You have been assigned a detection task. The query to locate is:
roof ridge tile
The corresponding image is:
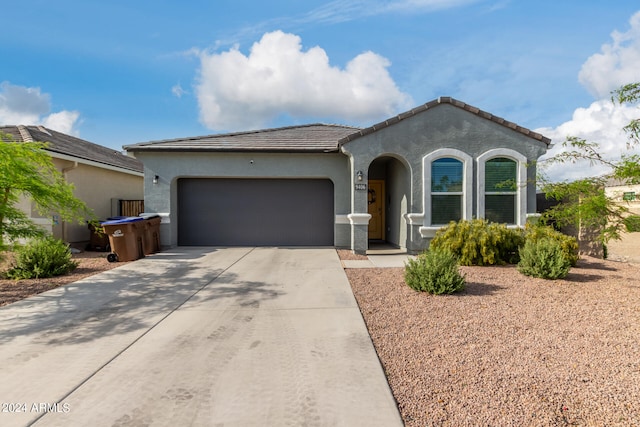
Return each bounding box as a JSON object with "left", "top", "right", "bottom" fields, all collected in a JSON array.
[{"left": 17, "top": 125, "right": 34, "bottom": 142}]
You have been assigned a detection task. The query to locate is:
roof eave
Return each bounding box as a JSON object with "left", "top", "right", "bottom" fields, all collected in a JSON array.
[{"left": 125, "top": 147, "right": 340, "bottom": 154}]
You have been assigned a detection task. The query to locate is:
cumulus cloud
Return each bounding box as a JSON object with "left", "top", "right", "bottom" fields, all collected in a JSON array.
[
  {"left": 195, "top": 31, "right": 413, "bottom": 130},
  {"left": 0, "top": 81, "right": 80, "bottom": 135},
  {"left": 579, "top": 11, "right": 640, "bottom": 98},
  {"left": 537, "top": 11, "right": 640, "bottom": 183},
  {"left": 42, "top": 111, "right": 81, "bottom": 135},
  {"left": 537, "top": 100, "right": 639, "bottom": 182}
]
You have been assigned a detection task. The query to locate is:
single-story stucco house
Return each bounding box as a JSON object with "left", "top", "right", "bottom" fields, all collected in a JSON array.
[
  {"left": 1, "top": 125, "right": 144, "bottom": 244},
  {"left": 124, "top": 97, "right": 550, "bottom": 254}
]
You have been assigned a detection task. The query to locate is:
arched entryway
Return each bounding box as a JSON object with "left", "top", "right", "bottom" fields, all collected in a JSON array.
[{"left": 367, "top": 155, "right": 411, "bottom": 249}]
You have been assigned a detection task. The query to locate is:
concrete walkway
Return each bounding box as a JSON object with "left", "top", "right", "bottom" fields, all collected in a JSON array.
[
  {"left": 341, "top": 254, "right": 416, "bottom": 269},
  {"left": 0, "top": 247, "right": 402, "bottom": 427}
]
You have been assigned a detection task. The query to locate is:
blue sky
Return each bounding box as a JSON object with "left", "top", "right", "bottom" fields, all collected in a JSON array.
[{"left": 2, "top": 1, "right": 640, "bottom": 181}]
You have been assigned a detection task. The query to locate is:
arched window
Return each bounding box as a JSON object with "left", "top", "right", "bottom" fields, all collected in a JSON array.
[
  {"left": 421, "top": 149, "right": 473, "bottom": 234},
  {"left": 477, "top": 149, "right": 527, "bottom": 226},
  {"left": 431, "top": 158, "right": 463, "bottom": 225}
]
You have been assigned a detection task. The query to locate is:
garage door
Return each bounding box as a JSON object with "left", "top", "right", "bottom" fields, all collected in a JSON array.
[{"left": 178, "top": 178, "right": 334, "bottom": 246}]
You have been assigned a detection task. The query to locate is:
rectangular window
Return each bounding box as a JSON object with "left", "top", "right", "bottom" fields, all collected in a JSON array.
[
  {"left": 485, "top": 195, "right": 516, "bottom": 224},
  {"left": 432, "top": 158, "right": 463, "bottom": 225},
  {"left": 431, "top": 195, "right": 462, "bottom": 224},
  {"left": 485, "top": 158, "right": 517, "bottom": 224}
]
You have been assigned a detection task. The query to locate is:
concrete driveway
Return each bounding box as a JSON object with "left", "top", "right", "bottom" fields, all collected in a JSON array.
[{"left": 0, "top": 247, "right": 402, "bottom": 427}]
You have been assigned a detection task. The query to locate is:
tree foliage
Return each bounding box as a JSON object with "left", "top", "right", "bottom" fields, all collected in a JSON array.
[
  {"left": 0, "top": 133, "right": 94, "bottom": 252},
  {"left": 539, "top": 83, "right": 640, "bottom": 244}
]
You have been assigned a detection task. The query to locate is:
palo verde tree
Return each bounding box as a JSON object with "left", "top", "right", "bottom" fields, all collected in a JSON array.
[
  {"left": 0, "top": 132, "right": 95, "bottom": 254},
  {"left": 538, "top": 83, "right": 640, "bottom": 246}
]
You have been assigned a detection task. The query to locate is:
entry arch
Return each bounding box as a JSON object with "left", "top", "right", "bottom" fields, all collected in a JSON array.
[{"left": 367, "top": 154, "right": 412, "bottom": 249}]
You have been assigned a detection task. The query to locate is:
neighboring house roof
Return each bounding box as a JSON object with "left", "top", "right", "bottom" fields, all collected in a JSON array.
[
  {"left": 605, "top": 176, "right": 640, "bottom": 187},
  {"left": 338, "top": 97, "right": 552, "bottom": 146},
  {"left": 0, "top": 125, "right": 143, "bottom": 174},
  {"left": 124, "top": 124, "right": 360, "bottom": 153}
]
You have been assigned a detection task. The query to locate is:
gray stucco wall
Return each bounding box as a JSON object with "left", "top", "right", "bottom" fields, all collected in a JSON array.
[
  {"left": 341, "top": 103, "right": 548, "bottom": 253},
  {"left": 134, "top": 151, "right": 350, "bottom": 248}
]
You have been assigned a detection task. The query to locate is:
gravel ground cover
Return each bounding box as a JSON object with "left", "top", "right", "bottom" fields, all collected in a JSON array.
[
  {"left": 344, "top": 257, "right": 640, "bottom": 426},
  {"left": 0, "top": 251, "right": 128, "bottom": 307}
]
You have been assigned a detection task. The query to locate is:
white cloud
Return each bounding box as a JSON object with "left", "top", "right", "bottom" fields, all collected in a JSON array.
[
  {"left": 196, "top": 31, "right": 413, "bottom": 130},
  {"left": 43, "top": 111, "right": 81, "bottom": 135},
  {"left": 579, "top": 11, "right": 640, "bottom": 99},
  {"left": 0, "top": 81, "right": 80, "bottom": 135},
  {"left": 536, "top": 11, "right": 640, "bottom": 183},
  {"left": 536, "top": 99, "right": 639, "bottom": 182},
  {"left": 172, "top": 83, "right": 186, "bottom": 98}
]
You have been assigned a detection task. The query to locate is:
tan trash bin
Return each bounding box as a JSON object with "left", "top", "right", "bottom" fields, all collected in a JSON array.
[{"left": 139, "top": 214, "right": 162, "bottom": 255}]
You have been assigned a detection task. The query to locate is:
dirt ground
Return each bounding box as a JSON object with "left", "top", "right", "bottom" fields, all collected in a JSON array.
[
  {"left": 0, "top": 251, "right": 129, "bottom": 307},
  {"left": 606, "top": 231, "right": 640, "bottom": 263}
]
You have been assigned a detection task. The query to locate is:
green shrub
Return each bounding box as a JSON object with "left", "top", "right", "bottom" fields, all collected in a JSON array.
[
  {"left": 517, "top": 238, "right": 572, "bottom": 280},
  {"left": 404, "top": 249, "right": 465, "bottom": 294},
  {"left": 430, "top": 219, "right": 524, "bottom": 266},
  {"left": 524, "top": 224, "right": 579, "bottom": 266},
  {"left": 6, "top": 237, "right": 78, "bottom": 280},
  {"left": 623, "top": 215, "right": 640, "bottom": 232}
]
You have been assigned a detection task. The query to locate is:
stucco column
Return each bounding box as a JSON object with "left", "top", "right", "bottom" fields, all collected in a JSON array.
[
  {"left": 341, "top": 147, "right": 372, "bottom": 255},
  {"left": 348, "top": 213, "right": 370, "bottom": 254}
]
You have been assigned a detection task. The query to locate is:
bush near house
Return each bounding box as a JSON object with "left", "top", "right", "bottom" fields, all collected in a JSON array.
[
  {"left": 404, "top": 248, "right": 465, "bottom": 294},
  {"left": 426, "top": 219, "right": 579, "bottom": 281},
  {"left": 430, "top": 219, "right": 524, "bottom": 266},
  {"left": 523, "top": 223, "right": 579, "bottom": 266},
  {"left": 4, "top": 237, "right": 78, "bottom": 280},
  {"left": 517, "top": 238, "right": 572, "bottom": 279}
]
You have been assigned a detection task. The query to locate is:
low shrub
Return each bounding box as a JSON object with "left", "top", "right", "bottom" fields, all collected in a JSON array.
[
  {"left": 524, "top": 224, "right": 579, "bottom": 266},
  {"left": 430, "top": 219, "right": 524, "bottom": 266},
  {"left": 5, "top": 237, "right": 78, "bottom": 280},
  {"left": 517, "top": 238, "right": 572, "bottom": 280},
  {"left": 404, "top": 249, "right": 465, "bottom": 294}
]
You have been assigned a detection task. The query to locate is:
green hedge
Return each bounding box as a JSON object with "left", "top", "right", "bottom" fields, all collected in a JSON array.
[{"left": 430, "top": 219, "right": 524, "bottom": 266}]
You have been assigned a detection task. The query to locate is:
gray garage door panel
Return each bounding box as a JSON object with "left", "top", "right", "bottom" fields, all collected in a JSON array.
[{"left": 178, "top": 179, "right": 334, "bottom": 246}]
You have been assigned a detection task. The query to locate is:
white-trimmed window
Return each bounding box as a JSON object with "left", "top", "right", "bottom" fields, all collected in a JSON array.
[
  {"left": 423, "top": 149, "right": 473, "bottom": 228},
  {"left": 431, "top": 158, "right": 463, "bottom": 224},
  {"left": 477, "top": 149, "right": 527, "bottom": 226}
]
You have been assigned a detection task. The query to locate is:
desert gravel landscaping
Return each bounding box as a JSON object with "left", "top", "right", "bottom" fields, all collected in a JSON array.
[{"left": 345, "top": 256, "right": 640, "bottom": 426}]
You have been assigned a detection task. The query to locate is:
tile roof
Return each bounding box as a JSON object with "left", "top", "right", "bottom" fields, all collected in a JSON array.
[
  {"left": 338, "top": 97, "right": 552, "bottom": 146},
  {"left": 0, "top": 125, "right": 143, "bottom": 174},
  {"left": 124, "top": 124, "right": 360, "bottom": 153}
]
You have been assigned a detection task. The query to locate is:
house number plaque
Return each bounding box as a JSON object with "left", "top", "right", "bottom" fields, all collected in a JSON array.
[{"left": 355, "top": 183, "right": 367, "bottom": 190}]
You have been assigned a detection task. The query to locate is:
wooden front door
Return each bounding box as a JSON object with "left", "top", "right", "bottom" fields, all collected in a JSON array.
[{"left": 367, "top": 180, "right": 385, "bottom": 240}]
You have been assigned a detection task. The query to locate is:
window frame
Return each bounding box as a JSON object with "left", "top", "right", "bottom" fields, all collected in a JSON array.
[
  {"left": 477, "top": 149, "right": 527, "bottom": 226},
  {"left": 422, "top": 149, "right": 473, "bottom": 229}
]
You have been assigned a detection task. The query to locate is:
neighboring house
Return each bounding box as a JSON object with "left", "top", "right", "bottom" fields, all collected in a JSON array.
[
  {"left": 605, "top": 178, "right": 640, "bottom": 215},
  {"left": 1, "top": 125, "right": 144, "bottom": 244},
  {"left": 124, "top": 97, "right": 550, "bottom": 254}
]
